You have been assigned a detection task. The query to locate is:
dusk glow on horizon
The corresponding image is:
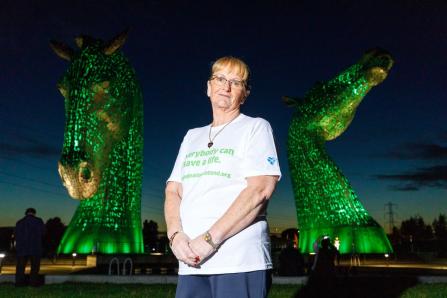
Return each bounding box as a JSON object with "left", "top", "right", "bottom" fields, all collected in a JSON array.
[{"left": 1, "top": 2, "right": 446, "bottom": 233}]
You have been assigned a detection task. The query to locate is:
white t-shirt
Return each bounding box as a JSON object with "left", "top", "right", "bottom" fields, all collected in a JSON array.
[{"left": 168, "top": 113, "right": 281, "bottom": 275}]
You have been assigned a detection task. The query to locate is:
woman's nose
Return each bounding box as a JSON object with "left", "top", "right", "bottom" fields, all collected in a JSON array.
[{"left": 222, "top": 80, "right": 232, "bottom": 91}]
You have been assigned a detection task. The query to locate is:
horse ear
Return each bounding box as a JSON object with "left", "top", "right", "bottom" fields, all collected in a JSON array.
[
  {"left": 74, "top": 36, "right": 84, "bottom": 48},
  {"left": 282, "top": 96, "right": 302, "bottom": 108},
  {"left": 50, "top": 40, "right": 74, "bottom": 61},
  {"left": 103, "top": 29, "right": 129, "bottom": 55}
]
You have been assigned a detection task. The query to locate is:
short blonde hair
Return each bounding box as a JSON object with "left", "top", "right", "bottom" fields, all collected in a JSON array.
[{"left": 210, "top": 56, "right": 251, "bottom": 89}]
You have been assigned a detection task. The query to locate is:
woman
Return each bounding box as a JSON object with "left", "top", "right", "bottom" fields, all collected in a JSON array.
[{"left": 165, "top": 56, "right": 281, "bottom": 298}]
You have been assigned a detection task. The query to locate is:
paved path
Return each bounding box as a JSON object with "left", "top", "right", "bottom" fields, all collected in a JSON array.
[{"left": 1, "top": 258, "right": 446, "bottom": 285}]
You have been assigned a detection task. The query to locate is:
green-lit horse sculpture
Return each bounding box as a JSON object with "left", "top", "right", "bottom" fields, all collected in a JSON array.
[
  {"left": 51, "top": 31, "right": 144, "bottom": 254},
  {"left": 285, "top": 49, "right": 394, "bottom": 254}
]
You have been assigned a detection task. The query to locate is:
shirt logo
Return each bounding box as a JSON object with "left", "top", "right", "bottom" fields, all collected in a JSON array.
[{"left": 267, "top": 157, "right": 277, "bottom": 165}]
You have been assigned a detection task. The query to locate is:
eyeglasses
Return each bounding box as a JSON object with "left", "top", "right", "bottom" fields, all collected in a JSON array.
[{"left": 211, "top": 75, "right": 246, "bottom": 90}]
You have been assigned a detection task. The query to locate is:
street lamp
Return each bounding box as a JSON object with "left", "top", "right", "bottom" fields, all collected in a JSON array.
[
  {"left": 72, "top": 253, "right": 77, "bottom": 267},
  {"left": 0, "top": 253, "right": 5, "bottom": 274}
]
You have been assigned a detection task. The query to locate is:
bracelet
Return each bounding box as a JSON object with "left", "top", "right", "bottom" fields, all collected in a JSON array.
[{"left": 169, "top": 231, "right": 181, "bottom": 247}]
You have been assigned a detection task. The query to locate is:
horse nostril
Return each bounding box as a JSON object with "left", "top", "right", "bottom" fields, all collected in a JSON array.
[
  {"left": 78, "top": 162, "right": 93, "bottom": 183},
  {"left": 375, "top": 54, "right": 394, "bottom": 71},
  {"left": 80, "top": 167, "right": 91, "bottom": 181}
]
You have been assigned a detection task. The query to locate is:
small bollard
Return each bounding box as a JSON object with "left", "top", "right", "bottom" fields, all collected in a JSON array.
[
  {"left": 72, "top": 253, "right": 77, "bottom": 267},
  {"left": 0, "top": 253, "right": 5, "bottom": 274}
]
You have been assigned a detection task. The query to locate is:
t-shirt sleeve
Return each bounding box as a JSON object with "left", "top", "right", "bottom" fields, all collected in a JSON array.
[
  {"left": 167, "top": 132, "right": 189, "bottom": 183},
  {"left": 242, "top": 119, "right": 282, "bottom": 180}
]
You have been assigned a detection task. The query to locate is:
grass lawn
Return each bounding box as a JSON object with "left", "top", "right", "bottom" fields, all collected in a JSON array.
[
  {"left": 0, "top": 282, "right": 446, "bottom": 297},
  {"left": 400, "top": 283, "right": 447, "bottom": 298},
  {"left": 0, "top": 283, "right": 299, "bottom": 298},
  {"left": 0, "top": 283, "right": 177, "bottom": 298}
]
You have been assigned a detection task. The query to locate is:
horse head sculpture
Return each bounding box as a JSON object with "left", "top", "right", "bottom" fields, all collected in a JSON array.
[
  {"left": 285, "top": 49, "right": 394, "bottom": 253},
  {"left": 51, "top": 31, "right": 144, "bottom": 254}
]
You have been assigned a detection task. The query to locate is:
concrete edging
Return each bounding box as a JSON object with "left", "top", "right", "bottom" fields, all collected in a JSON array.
[{"left": 417, "top": 276, "right": 447, "bottom": 284}]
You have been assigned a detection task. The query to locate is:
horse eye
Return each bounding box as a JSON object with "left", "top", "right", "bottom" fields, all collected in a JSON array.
[
  {"left": 92, "top": 81, "right": 110, "bottom": 93},
  {"left": 92, "top": 81, "right": 110, "bottom": 102}
]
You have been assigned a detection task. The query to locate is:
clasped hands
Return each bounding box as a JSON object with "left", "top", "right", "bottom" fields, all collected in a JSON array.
[{"left": 170, "top": 231, "right": 216, "bottom": 267}]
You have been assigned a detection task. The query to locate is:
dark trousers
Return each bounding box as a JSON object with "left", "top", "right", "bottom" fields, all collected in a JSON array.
[
  {"left": 15, "top": 255, "right": 41, "bottom": 286},
  {"left": 176, "top": 270, "right": 272, "bottom": 298}
]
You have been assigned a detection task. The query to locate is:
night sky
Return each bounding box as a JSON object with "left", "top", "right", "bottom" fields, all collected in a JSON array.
[{"left": 1, "top": 1, "right": 446, "bottom": 232}]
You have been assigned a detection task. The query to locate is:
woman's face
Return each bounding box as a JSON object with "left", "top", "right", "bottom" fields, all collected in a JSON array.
[{"left": 207, "top": 67, "right": 249, "bottom": 112}]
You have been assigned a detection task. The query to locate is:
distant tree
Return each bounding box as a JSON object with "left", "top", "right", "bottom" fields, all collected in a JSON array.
[
  {"left": 44, "top": 217, "right": 65, "bottom": 260},
  {"left": 389, "top": 226, "right": 401, "bottom": 245},
  {"left": 433, "top": 214, "right": 447, "bottom": 240},
  {"left": 143, "top": 220, "right": 158, "bottom": 252},
  {"left": 433, "top": 214, "right": 447, "bottom": 257},
  {"left": 423, "top": 225, "right": 434, "bottom": 240},
  {"left": 400, "top": 216, "right": 433, "bottom": 241}
]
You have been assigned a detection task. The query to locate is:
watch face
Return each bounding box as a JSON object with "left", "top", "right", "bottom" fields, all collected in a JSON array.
[{"left": 204, "top": 232, "right": 217, "bottom": 250}]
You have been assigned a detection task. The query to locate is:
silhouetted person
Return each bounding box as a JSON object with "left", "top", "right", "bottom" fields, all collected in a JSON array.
[
  {"left": 299, "top": 237, "right": 337, "bottom": 297},
  {"left": 143, "top": 219, "right": 158, "bottom": 252},
  {"left": 278, "top": 240, "right": 305, "bottom": 276},
  {"left": 312, "top": 237, "right": 336, "bottom": 276},
  {"left": 15, "top": 208, "right": 45, "bottom": 287},
  {"left": 44, "top": 217, "right": 65, "bottom": 262}
]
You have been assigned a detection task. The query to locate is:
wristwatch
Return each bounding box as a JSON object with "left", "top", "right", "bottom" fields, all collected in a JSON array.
[{"left": 204, "top": 231, "right": 219, "bottom": 250}]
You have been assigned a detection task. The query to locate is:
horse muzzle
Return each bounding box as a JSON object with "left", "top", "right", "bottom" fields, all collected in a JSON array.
[{"left": 58, "top": 161, "right": 100, "bottom": 199}]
